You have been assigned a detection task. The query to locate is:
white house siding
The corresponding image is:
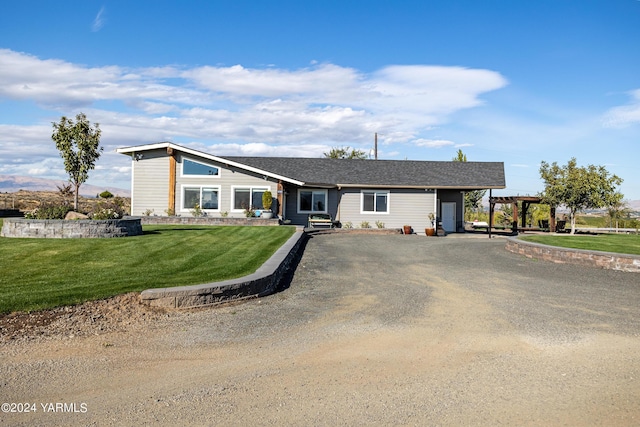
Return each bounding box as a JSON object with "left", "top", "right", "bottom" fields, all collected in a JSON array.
[
  {"left": 338, "top": 188, "right": 436, "bottom": 233},
  {"left": 130, "top": 149, "right": 170, "bottom": 216},
  {"left": 174, "top": 154, "right": 277, "bottom": 217}
]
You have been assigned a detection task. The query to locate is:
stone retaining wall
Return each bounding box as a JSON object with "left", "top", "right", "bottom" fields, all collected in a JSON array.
[
  {"left": 140, "top": 228, "right": 307, "bottom": 308},
  {"left": 136, "top": 216, "right": 279, "bottom": 226},
  {"left": 506, "top": 237, "right": 640, "bottom": 273},
  {"left": 1, "top": 218, "right": 143, "bottom": 238}
]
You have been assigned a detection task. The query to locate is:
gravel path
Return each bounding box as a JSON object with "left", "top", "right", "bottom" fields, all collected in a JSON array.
[{"left": 1, "top": 234, "right": 639, "bottom": 426}]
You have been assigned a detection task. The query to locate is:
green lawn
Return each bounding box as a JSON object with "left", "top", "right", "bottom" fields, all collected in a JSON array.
[
  {"left": 0, "top": 224, "right": 295, "bottom": 314},
  {"left": 520, "top": 233, "right": 640, "bottom": 256}
]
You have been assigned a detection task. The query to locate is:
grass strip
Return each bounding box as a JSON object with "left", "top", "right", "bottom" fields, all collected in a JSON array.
[
  {"left": 0, "top": 225, "right": 295, "bottom": 313},
  {"left": 520, "top": 234, "right": 640, "bottom": 256}
]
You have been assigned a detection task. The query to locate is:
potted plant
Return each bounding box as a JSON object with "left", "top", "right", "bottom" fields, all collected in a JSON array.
[
  {"left": 261, "top": 190, "right": 274, "bottom": 219},
  {"left": 426, "top": 212, "right": 436, "bottom": 236}
]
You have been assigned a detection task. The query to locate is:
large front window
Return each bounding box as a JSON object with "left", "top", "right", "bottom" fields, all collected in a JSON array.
[
  {"left": 182, "top": 186, "right": 219, "bottom": 211},
  {"left": 298, "top": 189, "right": 327, "bottom": 213},
  {"left": 232, "top": 187, "right": 269, "bottom": 210},
  {"left": 361, "top": 190, "right": 389, "bottom": 214}
]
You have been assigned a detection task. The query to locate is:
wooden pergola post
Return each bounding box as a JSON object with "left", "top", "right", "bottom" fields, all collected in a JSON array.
[
  {"left": 488, "top": 189, "right": 493, "bottom": 239},
  {"left": 277, "top": 180, "right": 284, "bottom": 217}
]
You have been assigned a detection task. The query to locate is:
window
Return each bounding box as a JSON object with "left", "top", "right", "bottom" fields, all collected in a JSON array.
[
  {"left": 298, "top": 189, "right": 327, "bottom": 213},
  {"left": 361, "top": 190, "right": 389, "bottom": 214},
  {"left": 232, "top": 187, "right": 269, "bottom": 210},
  {"left": 182, "top": 158, "right": 219, "bottom": 177},
  {"left": 182, "top": 186, "right": 219, "bottom": 211}
]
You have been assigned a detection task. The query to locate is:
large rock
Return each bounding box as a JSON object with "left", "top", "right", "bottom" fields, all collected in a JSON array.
[{"left": 65, "top": 211, "right": 89, "bottom": 220}]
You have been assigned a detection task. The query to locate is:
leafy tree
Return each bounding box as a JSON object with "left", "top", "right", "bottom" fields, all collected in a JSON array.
[
  {"left": 606, "top": 194, "right": 629, "bottom": 230},
  {"left": 324, "top": 146, "right": 368, "bottom": 159},
  {"left": 539, "top": 158, "right": 623, "bottom": 234},
  {"left": 452, "top": 149, "right": 487, "bottom": 220},
  {"left": 99, "top": 190, "right": 114, "bottom": 199},
  {"left": 51, "top": 113, "right": 103, "bottom": 211}
]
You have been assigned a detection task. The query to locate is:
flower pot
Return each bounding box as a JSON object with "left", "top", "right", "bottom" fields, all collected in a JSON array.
[
  {"left": 403, "top": 225, "right": 412, "bottom": 235},
  {"left": 425, "top": 228, "right": 436, "bottom": 236},
  {"left": 261, "top": 211, "right": 273, "bottom": 219}
]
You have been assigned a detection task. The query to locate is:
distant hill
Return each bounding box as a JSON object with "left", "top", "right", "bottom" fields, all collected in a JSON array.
[{"left": 0, "top": 175, "right": 130, "bottom": 198}]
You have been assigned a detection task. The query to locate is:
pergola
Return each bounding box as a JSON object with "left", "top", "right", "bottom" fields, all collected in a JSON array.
[{"left": 488, "top": 195, "right": 556, "bottom": 236}]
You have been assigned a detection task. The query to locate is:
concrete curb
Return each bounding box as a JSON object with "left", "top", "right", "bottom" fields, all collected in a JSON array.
[
  {"left": 506, "top": 236, "right": 640, "bottom": 273},
  {"left": 140, "top": 227, "right": 307, "bottom": 308}
]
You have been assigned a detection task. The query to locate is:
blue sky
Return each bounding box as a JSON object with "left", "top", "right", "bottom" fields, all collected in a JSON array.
[{"left": 1, "top": 0, "right": 639, "bottom": 199}]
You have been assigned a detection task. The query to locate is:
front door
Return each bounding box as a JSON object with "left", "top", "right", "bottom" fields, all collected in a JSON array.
[{"left": 442, "top": 202, "right": 456, "bottom": 232}]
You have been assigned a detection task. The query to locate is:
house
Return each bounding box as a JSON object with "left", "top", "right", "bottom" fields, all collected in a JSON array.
[{"left": 116, "top": 142, "right": 506, "bottom": 233}]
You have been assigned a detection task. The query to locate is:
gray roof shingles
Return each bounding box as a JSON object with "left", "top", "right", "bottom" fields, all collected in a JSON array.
[{"left": 221, "top": 156, "right": 505, "bottom": 189}]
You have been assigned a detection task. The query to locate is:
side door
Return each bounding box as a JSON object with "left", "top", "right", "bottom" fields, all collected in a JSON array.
[{"left": 441, "top": 202, "right": 456, "bottom": 232}]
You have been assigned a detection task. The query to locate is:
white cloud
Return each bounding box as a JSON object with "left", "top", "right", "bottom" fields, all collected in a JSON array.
[
  {"left": 603, "top": 89, "right": 640, "bottom": 128},
  {"left": 0, "top": 48, "right": 509, "bottom": 189},
  {"left": 92, "top": 6, "right": 106, "bottom": 32},
  {"left": 414, "top": 139, "right": 456, "bottom": 148}
]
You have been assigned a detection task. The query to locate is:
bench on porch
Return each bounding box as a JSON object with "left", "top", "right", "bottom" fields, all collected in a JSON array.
[{"left": 308, "top": 213, "right": 337, "bottom": 229}]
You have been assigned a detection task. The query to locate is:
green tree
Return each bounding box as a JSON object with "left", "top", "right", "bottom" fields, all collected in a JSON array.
[
  {"left": 452, "top": 149, "right": 487, "bottom": 220},
  {"left": 539, "top": 158, "right": 623, "bottom": 234},
  {"left": 324, "top": 146, "right": 368, "bottom": 159},
  {"left": 606, "top": 194, "right": 629, "bottom": 230},
  {"left": 51, "top": 113, "right": 103, "bottom": 211}
]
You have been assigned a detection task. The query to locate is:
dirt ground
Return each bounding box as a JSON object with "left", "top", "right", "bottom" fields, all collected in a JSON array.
[{"left": 1, "top": 234, "right": 639, "bottom": 426}]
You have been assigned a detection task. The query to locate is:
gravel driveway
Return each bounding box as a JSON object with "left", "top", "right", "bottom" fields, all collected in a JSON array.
[{"left": 1, "top": 234, "right": 639, "bottom": 426}]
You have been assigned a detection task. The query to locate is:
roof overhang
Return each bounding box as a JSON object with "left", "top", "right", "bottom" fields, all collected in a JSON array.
[
  {"left": 116, "top": 142, "right": 305, "bottom": 186},
  {"left": 336, "top": 184, "right": 506, "bottom": 190}
]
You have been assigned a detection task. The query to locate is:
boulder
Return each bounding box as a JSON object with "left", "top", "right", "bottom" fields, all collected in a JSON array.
[{"left": 65, "top": 211, "right": 89, "bottom": 220}]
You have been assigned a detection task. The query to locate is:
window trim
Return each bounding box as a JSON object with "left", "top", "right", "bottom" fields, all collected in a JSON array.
[
  {"left": 230, "top": 186, "right": 271, "bottom": 212},
  {"left": 360, "top": 190, "right": 390, "bottom": 214},
  {"left": 297, "top": 189, "right": 328, "bottom": 214},
  {"left": 180, "top": 185, "right": 221, "bottom": 213},
  {"left": 180, "top": 156, "right": 220, "bottom": 178}
]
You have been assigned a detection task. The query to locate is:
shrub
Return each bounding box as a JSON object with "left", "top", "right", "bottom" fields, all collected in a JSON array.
[
  {"left": 262, "top": 190, "right": 273, "bottom": 210},
  {"left": 99, "top": 190, "right": 114, "bottom": 199},
  {"left": 89, "top": 196, "right": 128, "bottom": 220},
  {"left": 242, "top": 204, "right": 256, "bottom": 217},
  {"left": 360, "top": 221, "right": 370, "bottom": 228},
  {"left": 190, "top": 204, "right": 204, "bottom": 217},
  {"left": 24, "top": 203, "right": 71, "bottom": 219},
  {"left": 375, "top": 220, "right": 385, "bottom": 229}
]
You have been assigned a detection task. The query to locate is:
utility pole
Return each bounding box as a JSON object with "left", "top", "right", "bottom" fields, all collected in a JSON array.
[{"left": 374, "top": 133, "right": 378, "bottom": 160}]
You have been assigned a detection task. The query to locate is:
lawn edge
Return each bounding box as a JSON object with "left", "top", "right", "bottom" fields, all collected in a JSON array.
[{"left": 140, "top": 227, "right": 307, "bottom": 308}]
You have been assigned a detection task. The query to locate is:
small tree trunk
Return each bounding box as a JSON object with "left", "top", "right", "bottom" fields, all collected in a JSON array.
[
  {"left": 570, "top": 210, "right": 577, "bottom": 235},
  {"left": 74, "top": 182, "right": 80, "bottom": 211}
]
